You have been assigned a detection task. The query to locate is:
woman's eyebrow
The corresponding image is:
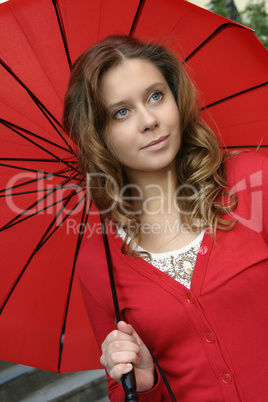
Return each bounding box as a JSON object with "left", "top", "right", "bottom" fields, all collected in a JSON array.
[
  {"left": 144, "top": 82, "right": 165, "bottom": 94},
  {"left": 108, "top": 81, "right": 165, "bottom": 110}
]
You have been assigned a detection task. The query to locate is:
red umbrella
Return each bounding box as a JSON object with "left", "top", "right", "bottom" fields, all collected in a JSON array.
[{"left": 0, "top": 0, "right": 267, "bottom": 374}]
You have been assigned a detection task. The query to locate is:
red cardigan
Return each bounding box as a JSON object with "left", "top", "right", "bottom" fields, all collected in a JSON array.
[{"left": 77, "top": 153, "right": 268, "bottom": 401}]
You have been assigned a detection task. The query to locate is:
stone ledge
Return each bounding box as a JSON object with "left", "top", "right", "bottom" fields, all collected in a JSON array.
[{"left": 19, "top": 370, "right": 107, "bottom": 402}]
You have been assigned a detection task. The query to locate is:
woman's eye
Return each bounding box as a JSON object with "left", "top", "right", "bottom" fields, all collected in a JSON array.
[
  {"left": 114, "top": 108, "right": 128, "bottom": 120},
  {"left": 150, "top": 91, "right": 163, "bottom": 103}
]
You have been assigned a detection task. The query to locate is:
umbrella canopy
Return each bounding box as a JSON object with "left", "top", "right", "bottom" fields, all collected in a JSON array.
[{"left": 0, "top": 0, "right": 267, "bottom": 374}]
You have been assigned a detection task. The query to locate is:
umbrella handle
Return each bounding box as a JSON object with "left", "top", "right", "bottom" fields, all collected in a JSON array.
[{"left": 122, "top": 369, "right": 139, "bottom": 401}]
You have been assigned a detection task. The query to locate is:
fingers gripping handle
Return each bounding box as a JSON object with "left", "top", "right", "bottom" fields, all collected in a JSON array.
[{"left": 122, "top": 369, "right": 139, "bottom": 401}]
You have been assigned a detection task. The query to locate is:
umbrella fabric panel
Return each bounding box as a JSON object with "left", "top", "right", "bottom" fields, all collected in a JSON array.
[
  {"left": 0, "top": 0, "right": 70, "bottom": 111},
  {"left": 0, "top": 180, "right": 88, "bottom": 300},
  {"left": 0, "top": 197, "right": 84, "bottom": 306},
  {"left": 0, "top": 169, "right": 81, "bottom": 230},
  {"left": 0, "top": 222, "right": 74, "bottom": 371},
  {"left": 60, "top": 271, "right": 102, "bottom": 372},
  {"left": 134, "top": 0, "right": 242, "bottom": 59},
  {"left": 0, "top": 115, "right": 73, "bottom": 161},
  {"left": 186, "top": 26, "right": 268, "bottom": 108},
  {"left": 202, "top": 86, "right": 268, "bottom": 155},
  {"left": 0, "top": 206, "right": 102, "bottom": 372},
  {"left": 134, "top": 0, "right": 268, "bottom": 156},
  {"left": 0, "top": 72, "right": 68, "bottom": 151},
  {"left": 58, "top": 0, "right": 140, "bottom": 64}
]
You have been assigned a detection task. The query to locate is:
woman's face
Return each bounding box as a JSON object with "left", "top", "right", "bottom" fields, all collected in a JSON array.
[{"left": 100, "top": 58, "right": 181, "bottom": 180}]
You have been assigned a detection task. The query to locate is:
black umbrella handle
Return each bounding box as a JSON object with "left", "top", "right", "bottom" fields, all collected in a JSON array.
[
  {"left": 122, "top": 369, "right": 138, "bottom": 401},
  {"left": 101, "top": 220, "right": 139, "bottom": 401}
]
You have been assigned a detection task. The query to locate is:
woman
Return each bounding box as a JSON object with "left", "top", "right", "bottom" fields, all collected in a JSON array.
[{"left": 63, "top": 35, "right": 268, "bottom": 401}]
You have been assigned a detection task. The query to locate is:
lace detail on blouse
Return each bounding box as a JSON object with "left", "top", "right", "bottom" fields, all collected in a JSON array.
[{"left": 117, "top": 228, "right": 205, "bottom": 289}]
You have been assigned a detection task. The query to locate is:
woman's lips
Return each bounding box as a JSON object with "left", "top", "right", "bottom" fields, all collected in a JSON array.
[{"left": 141, "top": 135, "right": 169, "bottom": 151}]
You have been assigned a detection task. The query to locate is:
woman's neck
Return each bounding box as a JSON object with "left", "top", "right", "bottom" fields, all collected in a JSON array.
[
  {"left": 124, "top": 164, "right": 178, "bottom": 216},
  {"left": 123, "top": 164, "right": 203, "bottom": 253}
]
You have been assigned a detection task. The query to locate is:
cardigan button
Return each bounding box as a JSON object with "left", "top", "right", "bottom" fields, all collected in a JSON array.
[
  {"left": 205, "top": 332, "right": 215, "bottom": 343},
  {"left": 187, "top": 293, "right": 195, "bottom": 304},
  {"left": 222, "top": 373, "right": 232, "bottom": 384},
  {"left": 199, "top": 246, "right": 208, "bottom": 255}
]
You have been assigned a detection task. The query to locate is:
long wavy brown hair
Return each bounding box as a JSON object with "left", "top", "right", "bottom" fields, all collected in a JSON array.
[{"left": 63, "top": 35, "right": 236, "bottom": 256}]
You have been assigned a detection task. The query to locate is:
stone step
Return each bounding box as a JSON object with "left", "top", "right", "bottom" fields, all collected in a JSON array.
[
  {"left": 0, "top": 361, "right": 16, "bottom": 371},
  {"left": 0, "top": 361, "right": 109, "bottom": 402},
  {"left": 19, "top": 370, "right": 108, "bottom": 402}
]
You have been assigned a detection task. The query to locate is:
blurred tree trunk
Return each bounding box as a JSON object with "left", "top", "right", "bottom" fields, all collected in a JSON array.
[
  {"left": 225, "top": 0, "right": 242, "bottom": 22},
  {"left": 206, "top": 0, "right": 242, "bottom": 22}
]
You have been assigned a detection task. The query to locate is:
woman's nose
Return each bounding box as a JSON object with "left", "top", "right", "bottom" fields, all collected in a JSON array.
[{"left": 139, "top": 108, "right": 159, "bottom": 133}]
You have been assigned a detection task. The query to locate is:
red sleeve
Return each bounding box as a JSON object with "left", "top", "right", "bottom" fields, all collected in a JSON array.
[
  {"left": 262, "top": 156, "right": 268, "bottom": 241},
  {"left": 79, "top": 281, "right": 163, "bottom": 401},
  {"left": 225, "top": 152, "right": 268, "bottom": 242}
]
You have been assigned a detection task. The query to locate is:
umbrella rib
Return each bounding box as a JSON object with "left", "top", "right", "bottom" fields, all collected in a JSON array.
[
  {"left": 51, "top": 0, "right": 72, "bottom": 69},
  {"left": 0, "top": 120, "right": 80, "bottom": 174},
  {"left": 0, "top": 179, "right": 85, "bottom": 231},
  {"left": 0, "top": 174, "right": 49, "bottom": 196},
  {"left": 129, "top": 0, "right": 146, "bottom": 36},
  {"left": 0, "top": 119, "right": 73, "bottom": 154},
  {"left": 1, "top": 119, "right": 70, "bottom": 161},
  {"left": 0, "top": 187, "right": 87, "bottom": 316},
  {"left": 57, "top": 196, "right": 92, "bottom": 372},
  {"left": 184, "top": 22, "right": 250, "bottom": 63},
  {"left": 37, "top": 187, "right": 87, "bottom": 250},
  {"left": 0, "top": 177, "right": 72, "bottom": 231},
  {"left": 202, "top": 81, "right": 268, "bottom": 109},
  {"left": 0, "top": 162, "right": 76, "bottom": 178},
  {"left": 0, "top": 166, "right": 75, "bottom": 196},
  {"left": 225, "top": 145, "right": 268, "bottom": 149},
  {"left": 2, "top": 184, "right": 85, "bottom": 198},
  {"left": 0, "top": 59, "right": 73, "bottom": 151},
  {"left": 0, "top": 158, "right": 73, "bottom": 163},
  {"left": 1, "top": 167, "right": 77, "bottom": 194}
]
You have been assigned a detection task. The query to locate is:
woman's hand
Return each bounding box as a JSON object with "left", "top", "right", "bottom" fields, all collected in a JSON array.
[{"left": 100, "top": 321, "right": 155, "bottom": 393}]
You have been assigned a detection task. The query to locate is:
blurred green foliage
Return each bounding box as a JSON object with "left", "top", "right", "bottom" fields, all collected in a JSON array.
[{"left": 241, "top": 0, "right": 268, "bottom": 48}]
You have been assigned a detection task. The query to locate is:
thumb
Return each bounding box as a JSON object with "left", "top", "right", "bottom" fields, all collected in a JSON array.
[{"left": 117, "top": 321, "right": 143, "bottom": 346}]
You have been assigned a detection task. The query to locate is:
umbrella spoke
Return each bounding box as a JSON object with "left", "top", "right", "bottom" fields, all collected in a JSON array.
[
  {"left": 225, "top": 145, "right": 268, "bottom": 150},
  {"left": 0, "top": 162, "right": 77, "bottom": 179},
  {"left": 0, "top": 167, "right": 76, "bottom": 195},
  {"left": 0, "top": 188, "right": 90, "bottom": 317},
  {"left": 0, "top": 119, "right": 80, "bottom": 173},
  {"left": 0, "top": 179, "right": 86, "bottom": 231},
  {"left": 0, "top": 158, "right": 75, "bottom": 163},
  {"left": 2, "top": 184, "right": 85, "bottom": 198},
  {"left": 202, "top": 82, "right": 268, "bottom": 110},
  {"left": 0, "top": 59, "right": 73, "bottom": 152},
  {"left": 52, "top": 0, "right": 72, "bottom": 69},
  {"left": 129, "top": 0, "right": 146, "bottom": 36},
  {"left": 0, "top": 119, "right": 73, "bottom": 155},
  {"left": 1, "top": 179, "right": 72, "bottom": 231},
  {"left": 57, "top": 195, "right": 92, "bottom": 372},
  {"left": 37, "top": 187, "right": 88, "bottom": 249},
  {"left": 184, "top": 22, "right": 250, "bottom": 63}
]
